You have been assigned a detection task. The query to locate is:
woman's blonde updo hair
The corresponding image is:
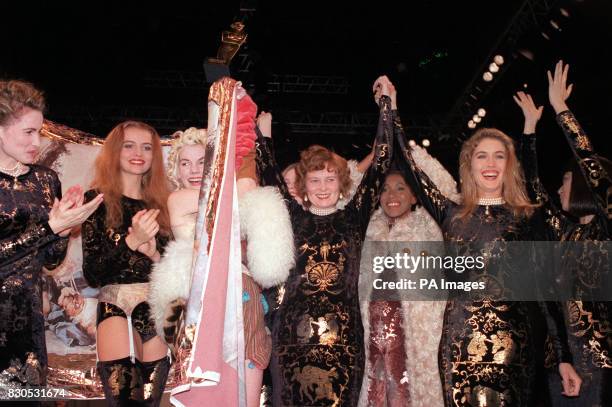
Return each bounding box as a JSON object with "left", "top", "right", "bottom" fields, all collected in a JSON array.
[{"left": 166, "top": 127, "right": 207, "bottom": 190}]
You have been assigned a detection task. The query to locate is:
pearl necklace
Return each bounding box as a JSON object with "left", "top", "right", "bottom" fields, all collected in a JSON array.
[
  {"left": 309, "top": 206, "right": 337, "bottom": 216},
  {"left": 0, "top": 161, "right": 25, "bottom": 177},
  {"left": 477, "top": 197, "right": 505, "bottom": 206}
]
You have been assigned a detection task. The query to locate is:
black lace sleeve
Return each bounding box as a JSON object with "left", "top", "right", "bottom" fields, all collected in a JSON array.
[
  {"left": 557, "top": 110, "right": 612, "bottom": 227},
  {"left": 42, "top": 172, "right": 68, "bottom": 270},
  {"left": 346, "top": 96, "right": 393, "bottom": 237},
  {"left": 519, "top": 133, "right": 572, "bottom": 240},
  {"left": 394, "top": 121, "right": 452, "bottom": 225},
  {"left": 255, "top": 126, "right": 292, "bottom": 202}
]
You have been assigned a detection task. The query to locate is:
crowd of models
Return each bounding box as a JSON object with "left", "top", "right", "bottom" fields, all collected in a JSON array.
[{"left": 1, "top": 60, "right": 610, "bottom": 406}]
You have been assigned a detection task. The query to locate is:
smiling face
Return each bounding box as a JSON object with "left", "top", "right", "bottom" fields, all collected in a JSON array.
[
  {"left": 177, "top": 144, "right": 206, "bottom": 190},
  {"left": 119, "top": 127, "right": 153, "bottom": 176},
  {"left": 304, "top": 164, "right": 341, "bottom": 209},
  {"left": 380, "top": 173, "right": 416, "bottom": 220},
  {"left": 470, "top": 137, "right": 507, "bottom": 199},
  {"left": 0, "top": 107, "right": 44, "bottom": 165}
]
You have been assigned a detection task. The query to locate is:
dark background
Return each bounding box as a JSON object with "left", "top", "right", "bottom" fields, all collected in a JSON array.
[{"left": 2, "top": 0, "right": 610, "bottom": 197}]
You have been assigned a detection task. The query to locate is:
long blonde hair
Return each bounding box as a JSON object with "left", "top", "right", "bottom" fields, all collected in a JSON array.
[
  {"left": 91, "top": 120, "right": 171, "bottom": 235},
  {"left": 456, "top": 128, "right": 534, "bottom": 220}
]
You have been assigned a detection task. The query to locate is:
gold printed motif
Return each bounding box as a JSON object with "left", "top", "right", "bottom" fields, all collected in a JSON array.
[
  {"left": 290, "top": 365, "right": 340, "bottom": 405},
  {"left": 301, "top": 240, "right": 347, "bottom": 294}
]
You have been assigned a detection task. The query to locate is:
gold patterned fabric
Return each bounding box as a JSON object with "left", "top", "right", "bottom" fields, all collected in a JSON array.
[
  {"left": 396, "top": 129, "right": 571, "bottom": 406},
  {"left": 257, "top": 96, "right": 394, "bottom": 406},
  {"left": 0, "top": 165, "right": 68, "bottom": 387},
  {"left": 517, "top": 114, "right": 612, "bottom": 405}
]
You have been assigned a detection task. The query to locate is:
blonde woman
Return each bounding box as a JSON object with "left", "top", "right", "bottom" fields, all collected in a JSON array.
[{"left": 397, "top": 127, "right": 582, "bottom": 406}]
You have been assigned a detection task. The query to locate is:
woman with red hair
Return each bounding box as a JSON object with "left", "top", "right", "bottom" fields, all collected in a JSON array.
[
  {"left": 256, "top": 76, "right": 396, "bottom": 406},
  {"left": 82, "top": 121, "right": 171, "bottom": 406}
]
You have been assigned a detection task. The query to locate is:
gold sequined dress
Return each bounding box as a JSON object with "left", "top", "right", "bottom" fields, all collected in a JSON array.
[
  {"left": 519, "top": 110, "right": 612, "bottom": 406},
  {"left": 396, "top": 130, "right": 572, "bottom": 407},
  {"left": 256, "top": 97, "right": 394, "bottom": 406},
  {"left": 0, "top": 165, "right": 68, "bottom": 387}
]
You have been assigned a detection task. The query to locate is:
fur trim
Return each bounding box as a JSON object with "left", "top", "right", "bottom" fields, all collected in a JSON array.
[
  {"left": 411, "top": 145, "right": 461, "bottom": 204},
  {"left": 239, "top": 186, "right": 294, "bottom": 288},
  {"left": 337, "top": 159, "right": 363, "bottom": 209},
  {"left": 148, "top": 238, "right": 194, "bottom": 338},
  {"left": 358, "top": 207, "right": 446, "bottom": 406}
]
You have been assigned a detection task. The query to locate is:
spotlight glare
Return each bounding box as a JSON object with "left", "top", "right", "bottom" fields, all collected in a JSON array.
[
  {"left": 472, "top": 115, "right": 482, "bottom": 123},
  {"left": 550, "top": 20, "right": 560, "bottom": 30},
  {"left": 477, "top": 108, "right": 486, "bottom": 117},
  {"left": 483, "top": 72, "right": 493, "bottom": 82},
  {"left": 494, "top": 55, "right": 504, "bottom": 65},
  {"left": 489, "top": 63, "right": 500, "bottom": 73},
  {"left": 560, "top": 8, "right": 570, "bottom": 18},
  {"left": 422, "top": 139, "right": 430, "bottom": 147},
  {"left": 541, "top": 32, "right": 551, "bottom": 40},
  {"left": 468, "top": 120, "right": 476, "bottom": 129}
]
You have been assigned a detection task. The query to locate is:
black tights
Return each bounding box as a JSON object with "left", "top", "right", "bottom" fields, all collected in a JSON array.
[{"left": 97, "top": 356, "right": 170, "bottom": 407}]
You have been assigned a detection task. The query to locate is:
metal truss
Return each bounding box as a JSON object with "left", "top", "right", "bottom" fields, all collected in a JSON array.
[
  {"left": 143, "top": 70, "right": 207, "bottom": 89},
  {"left": 51, "top": 105, "right": 206, "bottom": 136},
  {"left": 267, "top": 75, "right": 349, "bottom": 95},
  {"left": 443, "top": 0, "right": 563, "bottom": 137}
]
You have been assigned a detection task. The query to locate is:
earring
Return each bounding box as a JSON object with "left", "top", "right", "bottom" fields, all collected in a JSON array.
[
  {"left": 304, "top": 195, "right": 308, "bottom": 202},
  {"left": 339, "top": 193, "right": 344, "bottom": 200}
]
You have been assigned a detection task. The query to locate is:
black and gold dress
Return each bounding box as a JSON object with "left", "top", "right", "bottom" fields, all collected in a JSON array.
[
  {"left": 0, "top": 165, "right": 68, "bottom": 387},
  {"left": 256, "top": 97, "right": 394, "bottom": 406},
  {"left": 519, "top": 110, "right": 611, "bottom": 406},
  {"left": 81, "top": 190, "right": 170, "bottom": 405},
  {"left": 396, "top": 130, "right": 571, "bottom": 406}
]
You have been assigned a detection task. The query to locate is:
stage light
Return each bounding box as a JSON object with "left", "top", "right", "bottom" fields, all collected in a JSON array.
[
  {"left": 494, "top": 55, "right": 504, "bottom": 65},
  {"left": 472, "top": 115, "right": 482, "bottom": 123},
  {"left": 422, "top": 139, "right": 430, "bottom": 147},
  {"left": 489, "top": 63, "right": 500, "bottom": 73},
  {"left": 560, "top": 8, "right": 570, "bottom": 18},
  {"left": 550, "top": 20, "right": 561, "bottom": 31},
  {"left": 408, "top": 139, "right": 417, "bottom": 148},
  {"left": 477, "top": 108, "right": 486, "bottom": 117},
  {"left": 541, "top": 32, "right": 551, "bottom": 40},
  {"left": 468, "top": 120, "right": 476, "bottom": 129},
  {"left": 483, "top": 72, "right": 493, "bottom": 82},
  {"left": 517, "top": 49, "right": 535, "bottom": 61}
]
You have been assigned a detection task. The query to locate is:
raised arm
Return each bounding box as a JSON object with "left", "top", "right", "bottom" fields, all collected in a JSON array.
[
  {"left": 393, "top": 125, "right": 452, "bottom": 225},
  {"left": 347, "top": 76, "right": 395, "bottom": 236},
  {"left": 513, "top": 91, "right": 570, "bottom": 240},
  {"left": 549, "top": 60, "right": 612, "bottom": 224},
  {"left": 254, "top": 112, "right": 293, "bottom": 203}
]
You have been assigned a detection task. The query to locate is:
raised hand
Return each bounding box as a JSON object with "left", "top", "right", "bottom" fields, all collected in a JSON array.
[
  {"left": 513, "top": 91, "right": 543, "bottom": 134},
  {"left": 125, "top": 209, "right": 160, "bottom": 250},
  {"left": 547, "top": 60, "right": 574, "bottom": 114},
  {"left": 373, "top": 75, "right": 397, "bottom": 109},
  {"left": 48, "top": 192, "right": 104, "bottom": 236},
  {"left": 257, "top": 111, "right": 273, "bottom": 138}
]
